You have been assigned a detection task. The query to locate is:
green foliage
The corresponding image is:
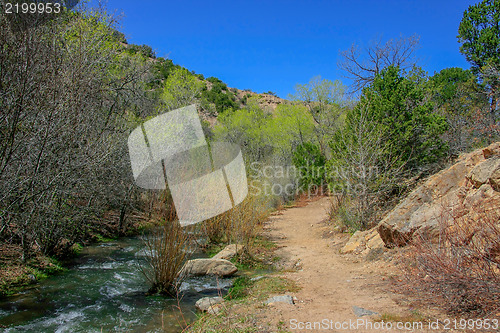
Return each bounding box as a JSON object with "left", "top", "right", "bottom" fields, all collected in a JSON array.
[
  {"left": 202, "top": 76, "right": 238, "bottom": 114},
  {"left": 111, "top": 29, "right": 127, "bottom": 44},
  {"left": 458, "top": 0, "right": 500, "bottom": 127},
  {"left": 226, "top": 276, "right": 252, "bottom": 299},
  {"left": 360, "top": 66, "right": 448, "bottom": 169},
  {"left": 125, "top": 44, "right": 156, "bottom": 58},
  {"left": 69, "top": 242, "right": 84, "bottom": 256},
  {"left": 214, "top": 99, "right": 316, "bottom": 165},
  {"left": 292, "top": 143, "right": 326, "bottom": 190},
  {"left": 214, "top": 97, "right": 273, "bottom": 161},
  {"left": 291, "top": 76, "right": 346, "bottom": 107},
  {"left": 265, "top": 104, "right": 316, "bottom": 154},
  {"left": 458, "top": 0, "right": 500, "bottom": 71},
  {"left": 161, "top": 67, "right": 204, "bottom": 110},
  {"left": 429, "top": 68, "right": 489, "bottom": 152},
  {"left": 290, "top": 76, "right": 349, "bottom": 153},
  {"left": 430, "top": 67, "right": 478, "bottom": 106},
  {"left": 150, "top": 57, "right": 180, "bottom": 84}
]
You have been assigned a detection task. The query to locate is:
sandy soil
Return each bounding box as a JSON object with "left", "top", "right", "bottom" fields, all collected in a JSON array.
[{"left": 259, "top": 196, "right": 439, "bottom": 333}]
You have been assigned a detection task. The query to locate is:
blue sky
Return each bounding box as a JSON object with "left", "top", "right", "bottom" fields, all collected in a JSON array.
[{"left": 100, "top": 0, "right": 477, "bottom": 98}]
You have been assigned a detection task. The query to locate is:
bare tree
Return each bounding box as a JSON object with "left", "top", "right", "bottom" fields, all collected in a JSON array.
[
  {"left": 0, "top": 5, "right": 155, "bottom": 260},
  {"left": 338, "top": 34, "right": 420, "bottom": 92},
  {"left": 329, "top": 102, "right": 406, "bottom": 230},
  {"left": 481, "top": 64, "right": 500, "bottom": 125}
]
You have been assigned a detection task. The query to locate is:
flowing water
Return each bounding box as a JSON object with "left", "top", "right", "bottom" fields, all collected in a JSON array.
[{"left": 0, "top": 237, "right": 233, "bottom": 332}]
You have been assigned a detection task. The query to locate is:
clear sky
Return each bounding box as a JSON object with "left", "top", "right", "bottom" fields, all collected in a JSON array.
[{"left": 100, "top": 0, "right": 478, "bottom": 98}]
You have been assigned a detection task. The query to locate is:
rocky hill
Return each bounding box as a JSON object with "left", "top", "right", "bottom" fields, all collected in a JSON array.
[{"left": 231, "top": 88, "right": 287, "bottom": 112}]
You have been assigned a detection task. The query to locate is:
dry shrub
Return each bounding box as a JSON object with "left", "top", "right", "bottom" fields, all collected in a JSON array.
[
  {"left": 200, "top": 195, "right": 270, "bottom": 255},
  {"left": 140, "top": 220, "right": 190, "bottom": 296},
  {"left": 401, "top": 203, "right": 500, "bottom": 317}
]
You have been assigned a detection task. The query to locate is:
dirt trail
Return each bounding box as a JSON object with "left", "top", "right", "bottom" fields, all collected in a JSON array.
[{"left": 261, "top": 197, "right": 431, "bottom": 333}]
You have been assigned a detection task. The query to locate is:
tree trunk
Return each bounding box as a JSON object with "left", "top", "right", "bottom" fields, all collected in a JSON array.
[{"left": 490, "top": 92, "right": 498, "bottom": 126}]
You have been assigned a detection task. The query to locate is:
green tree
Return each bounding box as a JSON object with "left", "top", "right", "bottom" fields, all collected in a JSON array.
[
  {"left": 201, "top": 77, "right": 238, "bottom": 114},
  {"left": 430, "top": 68, "right": 488, "bottom": 152},
  {"left": 292, "top": 143, "right": 326, "bottom": 191},
  {"left": 360, "top": 66, "right": 448, "bottom": 169},
  {"left": 214, "top": 97, "right": 272, "bottom": 162},
  {"left": 458, "top": 0, "right": 500, "bottom": 121},
  {"left": 290, "top": 76, "right": 348, "bottom": 154},
  {"left": 161, "top": 68, "right": 204, "bottom": 111},
  {"left": 264, "top": 104, "right": 315, "bottom": 155}
]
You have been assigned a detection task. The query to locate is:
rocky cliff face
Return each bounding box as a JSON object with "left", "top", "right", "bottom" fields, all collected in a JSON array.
[{"left": 377, "top": 142, "right": 500, "bottom": 247}]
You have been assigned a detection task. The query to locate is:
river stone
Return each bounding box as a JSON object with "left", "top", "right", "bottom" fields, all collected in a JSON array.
[
  {"left": 180, "top": 258, "right": 237, "bottom": 277},
  {"left": 212, "top": 244, "right": 243, "bottom": 260},
  {"left": 264, "top": 295, "right": 294, "bottom": 305},
  {"left": 195, "top": 296, "right": 224, "bottom": 314}
]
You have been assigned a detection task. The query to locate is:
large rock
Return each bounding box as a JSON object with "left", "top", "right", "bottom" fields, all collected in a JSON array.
[
  {"left": 179, "top": 258, "right": 237, "bottom": 277},
  {"left": 195, "top": 296, "right": 224, "bottom": 314},
  {"left": 377, "top": 142, "right": 500, "bottom": 247},
  {"left": 341, "top": 227, "right": 385, "bottom": 255},
  {"left": 212, "top": 244, "right": 243, "bottom": 260},
  {"left": 467, "top": 156, "right": 500, "bottom": 190}
]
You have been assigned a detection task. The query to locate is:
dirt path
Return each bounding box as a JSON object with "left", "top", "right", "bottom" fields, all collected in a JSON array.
[{"left": 260, "top": 197, "right": 432, "bottom": 333}]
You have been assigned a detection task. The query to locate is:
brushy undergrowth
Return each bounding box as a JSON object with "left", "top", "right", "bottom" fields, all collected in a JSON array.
[{"left": 399, "top": 203, "right": 500, "bottom": 317}]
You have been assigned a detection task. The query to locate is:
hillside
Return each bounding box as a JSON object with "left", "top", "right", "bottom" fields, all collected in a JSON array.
[{"left": 121, "top": 41, "right": 287, "bottom": 121}]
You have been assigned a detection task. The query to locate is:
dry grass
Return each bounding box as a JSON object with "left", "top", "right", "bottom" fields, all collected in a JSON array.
[
  {"left": 184, "top": 276, "right": 299, "bottom": 333},
  {"left": 399, "top": 203, "right": 500, "bottom": 317},
  {"left": 139, "top": 220, "right": 191, "bottom": 296},
  {"left": 200, "top": 195, "right": 270, "bottom": 257}
]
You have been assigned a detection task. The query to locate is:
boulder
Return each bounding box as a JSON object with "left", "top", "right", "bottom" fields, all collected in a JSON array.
[
  {"left": 212, "top": 244, "right": 243, "bottom": 260},
  {"left": 195, "top": 296, "right": 224, "bottom": 314},
  {"left": 180, "top": 258, "right": 237, "bottom": 277},
  {"left": 377, "top": 142, "right": 500, "bottom": 247},
  {"left": 341, "top": 227, "right": 385, "bottom": 254}
]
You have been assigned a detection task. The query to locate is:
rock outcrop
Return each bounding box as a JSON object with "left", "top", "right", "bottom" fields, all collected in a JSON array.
[
  {"left": 377, "top": 142, "right": 500, "bottom": 247},
  {"left": 340, "top": 227, "right": 385, "bottom": 254},
  {"left": 180, "top": 258, "right": 238, "bottom": 277}
]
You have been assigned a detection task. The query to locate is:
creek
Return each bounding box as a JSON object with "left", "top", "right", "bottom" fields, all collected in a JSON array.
[{"left": 0, "top": 237, "right": 233, "bottom": 332}]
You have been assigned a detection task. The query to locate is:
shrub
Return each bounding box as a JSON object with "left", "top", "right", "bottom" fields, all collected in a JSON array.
[
  {"left": 200, "top": 195, "right": 269, "bottom": 256},
  {"left": 292, "top": 142, "right": 326, "bottom": 193},
  {"left": 359, "top": 66, "right": 448, "bottom": 169},
  {"left": 140, "top": 220, "right": 190, "bottom": 296},
  {"left": 400, "top": 203, "right": 500, "bottom": 316}
]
